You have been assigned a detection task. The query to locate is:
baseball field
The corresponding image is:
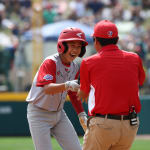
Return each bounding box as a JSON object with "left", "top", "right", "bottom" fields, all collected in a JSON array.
[{"left": 0, "top": 136, "right": 150, "bottom": 150}]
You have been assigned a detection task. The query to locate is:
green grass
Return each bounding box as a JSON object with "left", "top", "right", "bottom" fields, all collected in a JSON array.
[
  {"left": 131, "top": 139, "right": 150, "bottom": 150},
  {"left": 0, "top": 136, "right": 149, "bottom": 150}
]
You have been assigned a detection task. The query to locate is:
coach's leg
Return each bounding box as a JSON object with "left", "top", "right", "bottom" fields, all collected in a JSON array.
[
  {"left": 27, "top": 103, "right": 53, "bottom": 150},
  {"left": 82, "top": 117, "right": 121, "bottom": 150},
  {"left": 52, "top": 110, "right": 82, "bottom": 150},
  {"left": 110, "top": 119, "right": 139, "bottom": 150}
]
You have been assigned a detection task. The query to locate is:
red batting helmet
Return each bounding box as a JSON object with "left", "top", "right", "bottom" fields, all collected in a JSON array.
[
  {"left": 57, "top": 27, "right": 88, "bottom": 56},
  {"left": 92, "top": 20, "right": 118, "bottom": 39}
]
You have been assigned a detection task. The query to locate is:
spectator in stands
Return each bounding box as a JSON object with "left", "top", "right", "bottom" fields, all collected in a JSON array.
[
  {"left": 134, "top": 40, "right": 147, "bottom": 61},
  {"left": 130, "top": 18, "right": 145, "bottom": 41},
  {"left": 43, "top": 3, "right": 58, "bottom": 24},
  {"left": 69, "top": 0, "right": 86, "bottom": 20},
  {"left": 0, "top": 3, "right": 5, "bottom": 28},
  {"left": 86, "top": 0, "right": 105, "bottom": 15},
  {"left": 111, "top": 1, "right": 124, "bottom": 21},
  {"left": 19, "top": 0, "right": 31, "bottom": 8},
  {"left": 129, "top": 0, "right": 143, "bottom": 21},
  {"left": 54, "top": 0, "right": 69, "bottom": 20}
]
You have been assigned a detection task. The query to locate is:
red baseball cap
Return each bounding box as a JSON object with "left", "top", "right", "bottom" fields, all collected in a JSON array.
[{"left": 92, "top": 20, "right": 118, "bottom": 39}]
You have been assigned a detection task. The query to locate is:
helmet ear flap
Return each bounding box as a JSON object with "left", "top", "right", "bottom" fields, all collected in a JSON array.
[
  {"left": 57, "top": 42, "right": 65, "bottom": 54},
  {"left": 79, "top": 46, "right": 86, "bottom": 57}
]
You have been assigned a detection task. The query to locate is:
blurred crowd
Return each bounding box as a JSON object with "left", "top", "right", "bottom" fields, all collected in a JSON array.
[{"left": 0, "top": 0, "right": 150, "bottom": 93}]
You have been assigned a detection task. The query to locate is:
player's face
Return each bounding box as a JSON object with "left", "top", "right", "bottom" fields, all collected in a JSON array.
[{"left": 61, "top": 41, "right": 82, "bottom": 64}]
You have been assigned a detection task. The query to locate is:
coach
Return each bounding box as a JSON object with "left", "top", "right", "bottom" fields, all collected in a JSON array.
[{"left": 77, "top": 20, "right": 146, "bottom": 150}]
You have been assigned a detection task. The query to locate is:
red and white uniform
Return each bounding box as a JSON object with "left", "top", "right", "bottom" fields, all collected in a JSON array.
[
  {"left": 80, "top": 45, "right": 145, "bottom": 116},
  {"left": 26, "top": 53, "right": 83, "bottom": 113},
  {"left": 26, "top": 53, "right": 83, "bottom": 150}
]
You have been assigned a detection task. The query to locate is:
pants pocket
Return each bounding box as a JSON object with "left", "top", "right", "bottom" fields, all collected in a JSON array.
[{"left": 89, "top": 117, "right": 113, "bottom": 130}]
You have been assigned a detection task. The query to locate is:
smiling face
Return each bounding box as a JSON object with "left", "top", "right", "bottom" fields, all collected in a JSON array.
[{"left": 60, "top": 40, "right": 82, "bottom": 65}]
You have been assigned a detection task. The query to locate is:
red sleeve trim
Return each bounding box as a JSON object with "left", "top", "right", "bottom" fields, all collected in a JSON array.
[{"left": 36, "top": 59, "right": 56, "bottom": 87}]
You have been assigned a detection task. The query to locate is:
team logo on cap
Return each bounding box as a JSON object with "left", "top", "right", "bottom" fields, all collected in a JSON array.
[
  {"left": 76, "top": 33, "right": 82, "bottom": 38},
  {"left": 43, "top": 74, "right": 53, "bottom": 80},
  {"left": 107, "top": 31, "right": 113, "bottom": 37}
]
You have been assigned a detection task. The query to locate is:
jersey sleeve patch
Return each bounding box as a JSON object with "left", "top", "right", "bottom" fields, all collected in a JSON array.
[{"left": 43, "top": 74, "right": 53, "bottom": 80}]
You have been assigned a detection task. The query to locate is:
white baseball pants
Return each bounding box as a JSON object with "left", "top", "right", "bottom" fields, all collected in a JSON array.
[{"left": 27, "top": 103, "right": 81, "bottom": 150}]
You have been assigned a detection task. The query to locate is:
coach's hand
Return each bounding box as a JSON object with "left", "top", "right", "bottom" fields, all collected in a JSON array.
[
  {"left": 78, "top": 112, "right": 87, "bottom": 132},
  {"left": 77, "top": 89, "right": 88, "bottom": 103},
  {"left": 65, "top": 80, "right": 80, "bottom": 92}
]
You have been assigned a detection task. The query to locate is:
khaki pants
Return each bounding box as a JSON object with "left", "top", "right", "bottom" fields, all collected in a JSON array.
[{"left": 82, "top": 117, "right": 139, "bottom": 150}]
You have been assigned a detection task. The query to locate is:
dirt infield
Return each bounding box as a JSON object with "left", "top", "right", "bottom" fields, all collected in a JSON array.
[{"left": 136, "top": 135, "right": 150, "bottom": 140}]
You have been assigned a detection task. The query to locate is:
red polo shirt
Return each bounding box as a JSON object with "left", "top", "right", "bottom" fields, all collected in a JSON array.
[{"left": 80, "top": 45, "right": 145, "bottom": 116}]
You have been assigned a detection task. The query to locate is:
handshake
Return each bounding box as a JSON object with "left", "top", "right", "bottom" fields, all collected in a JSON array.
[{"left": 65, "top": 80, "right": 80, "bottom": 92}]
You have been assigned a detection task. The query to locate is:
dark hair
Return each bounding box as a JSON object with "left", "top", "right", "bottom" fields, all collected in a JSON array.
[
  {"left": 62, "top": 42, "right": 68, "bottom": 53},
  {"left": 62, "top": 42, "right": 86, "bottom": 57},
  {"left": 95, "top": 37, "right": 119, "bottom": 46}
]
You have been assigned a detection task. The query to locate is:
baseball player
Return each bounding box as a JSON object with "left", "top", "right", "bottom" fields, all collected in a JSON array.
[
  {"left": 26, "top": 27, "right": 88, "bottom": 150},
  {"left": 77, "top": 20, "right": 146, "bottom": 150}
]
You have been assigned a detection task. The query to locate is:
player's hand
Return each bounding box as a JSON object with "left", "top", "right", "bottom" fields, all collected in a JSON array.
[
  {"left": 81, "top": 98, "right": 88, "bottom": 103},
  {"left": 78, "top": 112, "right": 87, "bottom": 132},
  {"left": 65, "top": 80, "right": 80, "bottom": 92}
]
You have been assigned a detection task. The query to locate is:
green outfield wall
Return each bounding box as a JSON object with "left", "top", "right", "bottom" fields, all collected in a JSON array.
[{"left": 0, "top": 93, "right": 150, "bottom": 136}]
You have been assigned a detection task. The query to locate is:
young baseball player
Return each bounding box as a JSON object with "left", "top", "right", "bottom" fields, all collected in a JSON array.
[{"left": 26, "top": 27, "right": 88, "bottom": 150}]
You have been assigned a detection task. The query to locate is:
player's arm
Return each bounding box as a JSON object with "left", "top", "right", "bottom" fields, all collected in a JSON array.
[
  {"left": 43, "top": 83, "right": 66, "bottom": 94},
  {"left": 44, "top": 80, "right": 80, "bottom": 94},
  {"left": 68, "top": 71, "right": 87, "bottom": 132},
  {"left": 68, "top": 90, "right": 87, "bottom": 132},
  {"left": 69, "top": 70, "right": 84, "bottom": 114},
  {"left": 68, "top": 91, "right": 84, "bottom": 114},
  {"left": 36, "top": 59, "right": 65, "bottom": 94},
  {"left": 44, "top": 69, "right": 80, "bottom": 94},
  {"left": 36, "top": 59, "right": 80, "bottom": 95}
]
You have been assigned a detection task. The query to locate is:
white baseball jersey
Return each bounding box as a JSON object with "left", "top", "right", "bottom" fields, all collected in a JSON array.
[{"left": 26, "top": 53, "right": 80, "bottom": 112}]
